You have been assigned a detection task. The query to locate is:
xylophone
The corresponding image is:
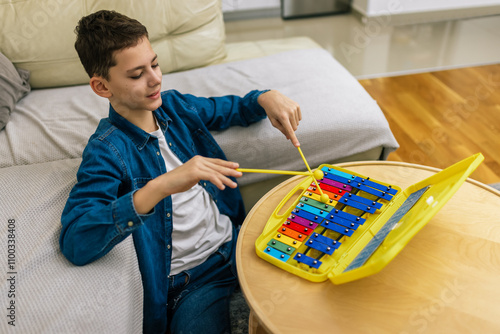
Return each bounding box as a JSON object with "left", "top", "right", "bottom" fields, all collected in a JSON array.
[{"left": 246, "top": 152, "right": 484, "bottom": 284}]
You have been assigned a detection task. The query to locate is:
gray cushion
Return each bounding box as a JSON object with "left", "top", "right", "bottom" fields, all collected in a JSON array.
[
  {"left": 0, "top": 52, "right": 30, "bottom": 130},
  {"left": 164, "top": 49, "right": 399, "bottom": 186}
]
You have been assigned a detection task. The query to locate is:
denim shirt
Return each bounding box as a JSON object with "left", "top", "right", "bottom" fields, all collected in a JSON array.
[{"left": 60, "top": 89, "right": 268, "bottom": 333}]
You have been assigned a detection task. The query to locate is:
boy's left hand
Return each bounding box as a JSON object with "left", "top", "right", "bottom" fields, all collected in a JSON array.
[{"left": 258, "top": 90, "right": 302, "bottom": 147}]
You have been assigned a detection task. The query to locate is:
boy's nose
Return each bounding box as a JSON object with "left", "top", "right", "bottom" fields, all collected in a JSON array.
[{"left": 148, "top": 68, "right": 162, "bottom": 86}]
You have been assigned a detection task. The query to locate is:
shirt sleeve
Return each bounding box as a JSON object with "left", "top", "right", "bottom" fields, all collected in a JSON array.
[
  {"left": 176, "top": 89, "right": 269, "bottom": 131},
  {"left": 59, "top": 138, "right": 152, "bottom": 266}
]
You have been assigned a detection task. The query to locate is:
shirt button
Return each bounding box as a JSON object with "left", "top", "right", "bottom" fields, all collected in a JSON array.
[
  {"left": 127, "top": 221, "right": 134, "bottom": 227},
  {"left": 169, "top": 142, "right": 172, "bottom": 147},
  {"left": 203, "top": 182, "right": 207, "bottom": 187},
  {"left": 156, "top": 151, "right": 160, "bottom": 156},
  {"left": 167, "top": 244, "right": 171, "bottom": 249},
  {"left": 167, "top": 213, "right": 171, "bottom": 218}
]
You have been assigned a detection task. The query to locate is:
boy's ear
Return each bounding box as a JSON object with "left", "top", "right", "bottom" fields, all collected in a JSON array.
[{"left": 89, "top": 76, "right": 112, "bottom": 98}]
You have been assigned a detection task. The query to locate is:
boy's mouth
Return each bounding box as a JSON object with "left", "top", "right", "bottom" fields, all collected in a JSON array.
[{"left": 147, "top": 90, "right": 160, "bottom": 99}]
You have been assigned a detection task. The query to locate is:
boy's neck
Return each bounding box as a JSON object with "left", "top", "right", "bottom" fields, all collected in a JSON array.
[{"left": 113, "top": 106, "right": 158, "bottom": 133}]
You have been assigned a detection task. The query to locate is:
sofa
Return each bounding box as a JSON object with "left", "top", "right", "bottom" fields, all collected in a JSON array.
[{"left": 0, "top": 1, "right": 398, "bottom": 333}]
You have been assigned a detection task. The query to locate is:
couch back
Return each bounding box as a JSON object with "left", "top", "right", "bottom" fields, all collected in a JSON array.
[{"left": 0, "top": 0, "right": 226, "bottom": 88}]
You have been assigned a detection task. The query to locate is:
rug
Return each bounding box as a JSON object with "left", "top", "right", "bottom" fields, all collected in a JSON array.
[{"left": 230, "top": 287, "right": 250, "bottom": 334}]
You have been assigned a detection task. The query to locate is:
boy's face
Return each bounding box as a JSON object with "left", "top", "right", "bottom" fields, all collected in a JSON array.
[{"left": 100, "top": 37, "right": 162, "bottom": 118}]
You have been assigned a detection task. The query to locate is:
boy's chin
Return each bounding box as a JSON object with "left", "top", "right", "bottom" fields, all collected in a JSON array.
[
  {"left": 148, "top": 97, "right": 162, "bottom": 110},
  {"left": 153, "top": 100, "right": 162, "bottom": 110}
]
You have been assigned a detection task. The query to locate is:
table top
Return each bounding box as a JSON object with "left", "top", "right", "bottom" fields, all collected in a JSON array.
[{"left": 236, "top": 161, "right": 500, "bottom": 334}]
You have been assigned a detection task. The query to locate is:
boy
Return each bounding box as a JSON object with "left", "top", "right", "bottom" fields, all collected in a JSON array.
[{"left": 60, "top": 10, "right": 301, "bottom": 334}]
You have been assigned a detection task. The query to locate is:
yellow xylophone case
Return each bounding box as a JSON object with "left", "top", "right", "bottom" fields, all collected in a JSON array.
[{"left": 255, "top": 153, "right": 484, "bottom": 284}]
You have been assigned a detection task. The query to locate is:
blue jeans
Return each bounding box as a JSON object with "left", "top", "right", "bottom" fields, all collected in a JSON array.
[{"left": 167, "top": 230, "right": 238, "bottom": 334}]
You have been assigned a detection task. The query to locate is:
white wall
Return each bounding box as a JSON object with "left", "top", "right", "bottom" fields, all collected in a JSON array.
[{"left": 353, "top": 0, "right": 500, "bottom": 16}]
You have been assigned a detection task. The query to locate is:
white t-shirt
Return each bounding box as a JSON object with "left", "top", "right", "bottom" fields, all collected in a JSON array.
[{"left": 150, "top": 124, "right": 233, "bottom": 275}]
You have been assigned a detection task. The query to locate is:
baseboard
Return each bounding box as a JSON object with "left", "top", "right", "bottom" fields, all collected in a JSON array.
[{"left": 351, "top": 4, "right": 500, "bottom": 26}]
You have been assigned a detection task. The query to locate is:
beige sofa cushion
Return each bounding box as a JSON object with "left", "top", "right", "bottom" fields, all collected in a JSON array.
[{"left": 0, "top": 0, "right": 226, "bottom": 88}]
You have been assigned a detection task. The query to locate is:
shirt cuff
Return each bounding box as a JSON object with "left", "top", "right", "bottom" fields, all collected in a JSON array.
[
  {"left": 247, "top": 89, "right": 270, "bottom": 122},
  {"left": 112, "top": 190, "right": 153, "bottom": 233}
]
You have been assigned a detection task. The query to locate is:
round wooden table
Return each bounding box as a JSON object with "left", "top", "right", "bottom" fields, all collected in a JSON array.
[{"left": 236, "top": 161, "right": 500, "bottom": 334}]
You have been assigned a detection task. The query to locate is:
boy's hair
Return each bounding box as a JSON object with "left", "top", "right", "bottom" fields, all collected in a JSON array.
[{"left": 75, "top": 10, "right": 149, "bottom": 80}]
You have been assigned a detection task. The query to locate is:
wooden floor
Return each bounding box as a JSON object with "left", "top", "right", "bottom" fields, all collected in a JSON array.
[{"left": 359, "top": 64, "right": 500, "bottom": 185}]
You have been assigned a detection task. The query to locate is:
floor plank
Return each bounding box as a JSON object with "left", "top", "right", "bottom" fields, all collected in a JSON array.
[{"left": 359, "top": 64, "right": 500, "bottom": 185}]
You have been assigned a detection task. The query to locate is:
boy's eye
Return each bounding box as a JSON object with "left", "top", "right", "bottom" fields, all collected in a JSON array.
[{"left": 130, "top": 64, "right": 159, "bottom": 79}]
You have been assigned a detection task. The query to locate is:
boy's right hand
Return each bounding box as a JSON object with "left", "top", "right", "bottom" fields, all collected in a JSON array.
[
  {"left": 158, "top": 156, "right": 242, "bottom": 194},
  {"left": 133, "top": 156, "right": 242, "bottom": 214}
]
